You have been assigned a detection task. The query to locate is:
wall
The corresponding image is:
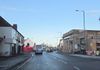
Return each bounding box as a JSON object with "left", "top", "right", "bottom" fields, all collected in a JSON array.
[
  {"left": 24, "top": 38, "right": 34, "bottom": 47},
  {"left": 62, "top": 30, "right": 100, "bottom": 55},
  {"left": 0, "top": 42, "right": 11, "bottom": 56},
  {"left": 0, "top": 27, "right": 13, "bottom": 56},
  {"left": 0, "top": 27, "right": 12, "bottom": 40},
  {"left": 0, "top": 27, "right": 18, "bottom": 56}
]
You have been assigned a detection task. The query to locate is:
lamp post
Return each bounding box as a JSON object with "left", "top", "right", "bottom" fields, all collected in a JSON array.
[{"left": 76, "top": 10, "right": 86, "bottom": 51}]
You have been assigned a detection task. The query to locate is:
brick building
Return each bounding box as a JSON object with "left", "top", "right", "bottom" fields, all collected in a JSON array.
[{"left": 60, "top": 29, "right": 100, "bottom": 55}]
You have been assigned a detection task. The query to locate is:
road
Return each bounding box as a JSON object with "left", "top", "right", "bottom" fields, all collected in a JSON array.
[{"left": 17, "top": 52, "right": 100, "bottom": 70}]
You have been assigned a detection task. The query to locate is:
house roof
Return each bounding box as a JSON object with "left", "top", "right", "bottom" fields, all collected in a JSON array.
[
  {"left": 0, "top": 16, "right": 11, "bottom": 27},
  {"left": 0, "top": 16, "right": 24, "bottom": 38}
]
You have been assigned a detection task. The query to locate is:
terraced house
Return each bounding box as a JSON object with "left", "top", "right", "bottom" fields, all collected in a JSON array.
[
  {"left": 60, "top": 29, "right": 100, "bottom": 55},
  {"left": 0, "top": 16, "right": 24, "bottom": 56}
]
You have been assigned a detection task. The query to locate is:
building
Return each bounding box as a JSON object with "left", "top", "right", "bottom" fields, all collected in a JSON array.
[
  {"left": 24, "top": 38, "right": 35, "bottom": 47},
  {"left": 23, "top": 38, "right": 35, "bottom": 52},
  {"left": 0, "top": 16, "right": 24, "bottom": 56},
  {"left": 60, "top": 29, "right": 100, "bottom": 55},
  {"left": 57, "top": 39, "right": 64, "bottom": 52}
]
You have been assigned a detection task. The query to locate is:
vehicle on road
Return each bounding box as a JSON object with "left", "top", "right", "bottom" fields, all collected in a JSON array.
[
  {"left": 46, "top": 47, "right": 53, "bottom": 52},
  {"left": 35, "top": 45, "right": 43, "bottom": 55}
]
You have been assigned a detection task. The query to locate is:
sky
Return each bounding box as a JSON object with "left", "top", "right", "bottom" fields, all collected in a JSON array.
[{"left": 0, "top": 0, "right": 100, "bottom": 46}]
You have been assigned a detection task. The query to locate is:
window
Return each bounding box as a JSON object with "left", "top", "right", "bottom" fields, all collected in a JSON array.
[{"left": 96, "top": 43, "right": 100, "bottom": 46}]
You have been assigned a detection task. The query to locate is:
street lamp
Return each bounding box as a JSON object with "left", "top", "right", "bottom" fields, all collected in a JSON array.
[
  {"left": 76, "top": 10, "right": 86, "bottom": 50},
  {"left": 76, "top": 10, "right": 86, "bottom": 32}
]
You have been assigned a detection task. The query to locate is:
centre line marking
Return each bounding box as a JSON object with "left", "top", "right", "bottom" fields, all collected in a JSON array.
[{"left": 73, "top": 66, "right": 80, "bottom": 70}]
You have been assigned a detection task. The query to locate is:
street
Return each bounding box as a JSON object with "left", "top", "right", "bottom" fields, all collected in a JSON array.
[
  {"left": 16, "top": 52, "right": 100, "bottom": 70},
  {"left": 1, "top": 1, "right": 100, "bottom": 70}
]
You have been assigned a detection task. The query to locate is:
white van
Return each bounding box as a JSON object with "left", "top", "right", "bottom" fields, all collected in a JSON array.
[{"left": 35, "top": 45, "right": 43, "bottom": 54}]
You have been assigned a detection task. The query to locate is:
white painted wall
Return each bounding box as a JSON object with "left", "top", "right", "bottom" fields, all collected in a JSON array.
[
  {"left": 0, "top": 27, "right": 18, "bottom": 43},
  {"left": 12, "top": 28, "right": 17, "bottom": 43},
  {"left": 0, "top": 27, "right": 12, "bottom": 39},
  {"left": 0, "top": 43, "right": 11, "bottom": 56},
  {"left": 24, "top": 39, "right": 34, "bottom": 47},
  {"left": 0, "top": 27, "right": 17, "bottom": 56}
]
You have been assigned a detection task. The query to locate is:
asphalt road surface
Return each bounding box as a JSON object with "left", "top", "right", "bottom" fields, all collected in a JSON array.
[{"left": 17, "top": 52, "right": 100, "bottom": 70}]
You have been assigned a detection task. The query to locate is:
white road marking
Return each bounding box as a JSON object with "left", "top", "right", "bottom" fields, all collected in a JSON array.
[
  {"left": 57, "top": 59, "right": 68, "bottom": 64},
  {"left": 73, "top": 66, "right": 80, "bottom": 70},
  {"left": 50, "top": 54, "right": 80, "bottom": 70},
  {"left": 15, "top": 57, "right": 32, "bottom": 70},
  {"left": 32, "top": 54, "right": 34, "bottom": 56},
  {"left": 47, "top": 54, "right": 68, "bottom": 65}
]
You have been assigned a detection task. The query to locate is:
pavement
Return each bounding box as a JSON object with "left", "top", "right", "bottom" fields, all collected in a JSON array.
[
  {"left": 0, "top": 53, "right": 32, "bottom": 70},
  {"left": 57, "top": 51, "right": 100, "bottom": 59},
  {"left": 70, "top": 54, "right": 100, "bottom": 59}
]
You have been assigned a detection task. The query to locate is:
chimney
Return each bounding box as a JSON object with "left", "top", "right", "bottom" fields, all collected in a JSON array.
[{"left": 13, "top": 24, "right": 17, "bottom": 30}]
